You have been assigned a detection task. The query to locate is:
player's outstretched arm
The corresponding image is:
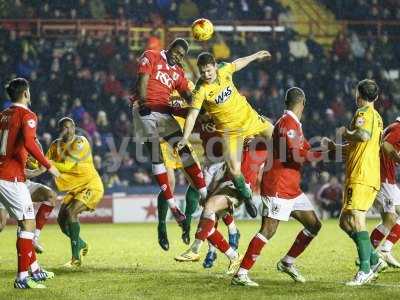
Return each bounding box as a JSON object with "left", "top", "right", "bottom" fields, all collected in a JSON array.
[
  {"left": 232, "top": 50, "right": 271, "bottom": 71},
  {"left": 176, "top": 108, "right": 200, "bottom": 150},
  {"left": 382, "top": 141, "right": 400, "bottom": 163},
  {"left": 25, "top": 166, "right": 46, "bottom": 179}
]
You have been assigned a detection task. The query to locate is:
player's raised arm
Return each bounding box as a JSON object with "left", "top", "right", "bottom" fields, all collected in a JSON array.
[
  {"left": 232, "top": 50, "right": 271, "bottom": 71},
  {"left": 176, "top": 108, "right": 200, "bottom": 150}
]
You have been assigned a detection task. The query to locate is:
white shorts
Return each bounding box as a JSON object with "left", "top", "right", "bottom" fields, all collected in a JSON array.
[
  {"left": 0, "top": 180, "right": 35, "bottom": 220},
  {"left": 203, "top": 160, "right": 226, "bottom": 192},
  {"left": 132, "top": 109, "right": 181, "bottom": 140},
  {"left": 261, "top": 193, "right": 315, "bottom": 221},
  {"left": 374, "top": 183, "right": 400, "bottom": 213}
]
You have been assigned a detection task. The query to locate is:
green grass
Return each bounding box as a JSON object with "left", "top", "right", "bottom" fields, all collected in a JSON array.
[{"left": 1, "top": 220, "right": 400, "bottom": 299}]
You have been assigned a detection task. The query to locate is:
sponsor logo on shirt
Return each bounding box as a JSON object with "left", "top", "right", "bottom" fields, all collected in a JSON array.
[
  {"left": 27, "top": 119, "right": 36, "bottom": 128},
  {"left": 214, "top": 86, "right": 232, "bottom": 104},
  {"left": 356, "top": 116, "right": 365, "bottom": 127},
  {"left": 287, "top": 129, "right": 296, "bottom": 138}
]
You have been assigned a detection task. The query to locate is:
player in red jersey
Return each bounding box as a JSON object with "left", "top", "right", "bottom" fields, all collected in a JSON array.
[
  {"left": 232, "top": 87, "right": 323, "bottom": 287},
  {"left": 132, "top": 38, "right": 207, "bottom": 227},
  {"left": 174, "top": 132, "right": 267, "bottom": 274},
  {"left": 369, "top": 118, "right": 400, "bottom": 267},
  {"left": 0, "top": 78, "right": 60, "bottom": 289}
]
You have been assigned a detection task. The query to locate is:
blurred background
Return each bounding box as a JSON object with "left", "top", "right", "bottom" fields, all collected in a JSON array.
[{"left": 0, "top": 0, "right": 399, "bottom": 220}]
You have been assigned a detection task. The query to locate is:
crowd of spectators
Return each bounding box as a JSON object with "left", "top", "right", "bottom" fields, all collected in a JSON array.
[
  {"left": 0, "top": 2, "right": 399, "bottom": 201},
  {"left": 0, "top": 0, "right": 284, "bottom": 24},
  {"left": 320, "top": 0, "right": 400, "bottom": 21}
]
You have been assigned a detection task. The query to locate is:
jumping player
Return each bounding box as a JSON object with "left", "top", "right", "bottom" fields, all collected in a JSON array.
[{"left": 176, "top": 51, "right": 274, "bottom": 218}]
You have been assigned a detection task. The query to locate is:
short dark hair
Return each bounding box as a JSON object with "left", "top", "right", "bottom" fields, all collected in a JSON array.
[
  {"left": 357, "top": 79, "right": 379, "bottom": 102},
  {"left": 197, "top": 52, "right": 216, "bottom": 67},
  {"left": 58, "top": 117, "right": 75, "bottom": 128},
  {"left": 285, "top": 87, "right": 305, "bottom": 108},
  {"left": 6, "top": 78, "right": 29, "bottom": 102},
  {"left": 168, "top": 38, "right": 189, "bottom": 53}
]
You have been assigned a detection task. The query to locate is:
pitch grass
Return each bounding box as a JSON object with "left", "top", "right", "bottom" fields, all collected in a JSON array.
[{"left": 1, "top": 220, "right": 400, "bottom": 300}]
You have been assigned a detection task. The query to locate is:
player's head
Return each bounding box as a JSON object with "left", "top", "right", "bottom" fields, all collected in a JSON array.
[
  {"left": 166, "top": 38, "right": 189, "bottom": 66},
  {"left": 197, "top": 52, "right": 217, "bottom": 83},
  {"left": 6, "top": 78, "right": 31, "bottom": 105},
  {"left": 58, "top": 117, "right": 76, "bottom": 141},
  {"left": 356, "top": 79, "right": 379, "bottom": 107},
  {"left": 284, "top": 87, "right": 306, "bottom": 113}
]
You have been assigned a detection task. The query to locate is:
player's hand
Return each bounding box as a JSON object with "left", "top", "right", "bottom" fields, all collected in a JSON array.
[
  {"left": 255, "top": 50, "right": 272, "bottom": 61},
  {"left": 337, "top": 126, "right": 347, "bottom": 137},
  {"left": 48, "top": 165, "right": 61, "bottom": 178},
  {"left": 175, "top": 138, "right": 188, "bottom": 152},
  {"left": 321, "top": 137, "right": 336, "bottom": 151}
]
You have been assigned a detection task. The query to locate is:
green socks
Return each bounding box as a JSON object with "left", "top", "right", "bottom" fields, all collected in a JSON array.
[
  {"left": 157, "top": 192, "right": 169, "bottom": 231},
  {"left": 184, "top": 186, "right": 200, "bottom": 226},
  {"left": 69, "top": 221, "right": 81, "bottom": 259},
  {"left": 352, "top": 231, "right": 372, "bottom": 273},
  {"left": 232, "top": 174, "right": 251, "bottom": 199}
]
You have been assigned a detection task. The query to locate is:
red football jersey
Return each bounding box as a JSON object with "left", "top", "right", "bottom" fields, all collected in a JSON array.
[
  {"left": 136, "top": 50, "right": 189, "bottom": 113},
  {"left": 198, "top": 120, "right": 223, "bottom": 160},
  {"left": 261, "top": 110, "right": 322, "bottom": 199},
  {"left": 380, "top": 119, "right": 400, "bottom": 184},
  {"left": 0, "top": 104, "right": 51, "bottom": 182}
]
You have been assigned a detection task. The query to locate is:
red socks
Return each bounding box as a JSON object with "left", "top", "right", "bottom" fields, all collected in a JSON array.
[
  {"left": 194, "top": 212, "right": 215, "bottom": 241},
  {"left": 16, "top": 231, "right": 34, "bottom": 278},
  {"left": 35, "top": 203, "right": 54, "bottom": 230},
  {"left": 386, "top": 222, "right": 400, "bottom": 245},
  {"left": 240, "top": 233, "right": 267, "bottom": 270},
  {"left": 207, "top": 229, "right": 230, "bottom": 253},
  {"left": 286, "top": 229, "right": 314, "bottom": 259},
  {"left": 152, "top": 163, "right": 174, "bottom": 202},
  {"left": 370, "top": 224, "right": 389, "bottom": 248},
  {"left": 184, "top": 163, "right": 206, "bottom": 190}
]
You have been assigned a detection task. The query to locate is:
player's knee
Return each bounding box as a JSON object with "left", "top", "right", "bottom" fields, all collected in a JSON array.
[
  {"left": 383, "top": 213, "right": 397, "bottom": 228},
  {"left": 307, "top": 219, "right": 322, "bottom": 235},
  {"left": 0, "top": 221, "right": 5, "bottom": 232},
  {"left": 20, "top": 219, "right": 36, "bottom": 232},
  {"left": 47, "top": 190, "right": 58, "bottom": 206}
]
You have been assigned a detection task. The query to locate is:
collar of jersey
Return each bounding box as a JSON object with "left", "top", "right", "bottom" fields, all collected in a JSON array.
[
  {"left": 285, "top": 110, "right": 301, "bottom": 126},
  {"left": 11, "top": 103, "right": 29, "bottom": 110}
]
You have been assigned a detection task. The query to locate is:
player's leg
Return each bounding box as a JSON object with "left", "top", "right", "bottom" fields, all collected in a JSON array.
[
  {"left": 379, "top": 207, "right": 400, "bottom": 267},
  {"left": 182, "top": 185, "right": 200, "bottom": 245},
  {"left": 232, "top": 215, "right": 279, "bottom": 287},
  {"left": 175, "top": 192, "right": 240, "bottom": 271},
  {"left": 0, "top": 206, "right": 8, "bottom": 232},
  {"left": 370, "top": 186, "right": 394, "bottom": 248},
  {"left": 277, "top": 209, "right": 322, "bottom": 283},
  {"left": 64, "top": 199, "right": 90, "bottom": 266},
  {"left": 157, "top": 166, "right": 176, "bottom": 251},
  {"left": 0, "top": 180, "right": 49, "bottom": 288},
  {"left": 164, "top": 130, "right": 207, "bottom": 200},
  {"left": 223, "top": 135, "right": 257, "bottom": 218},
  {"left": 222, "top": 213, "right": 240, "bottom": 250},
  {"left": 30, "top": 185, "right": 57, "bottom": 253},
  {"left": 135, "top": 110, "right": 185, "bottom": 225}
]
